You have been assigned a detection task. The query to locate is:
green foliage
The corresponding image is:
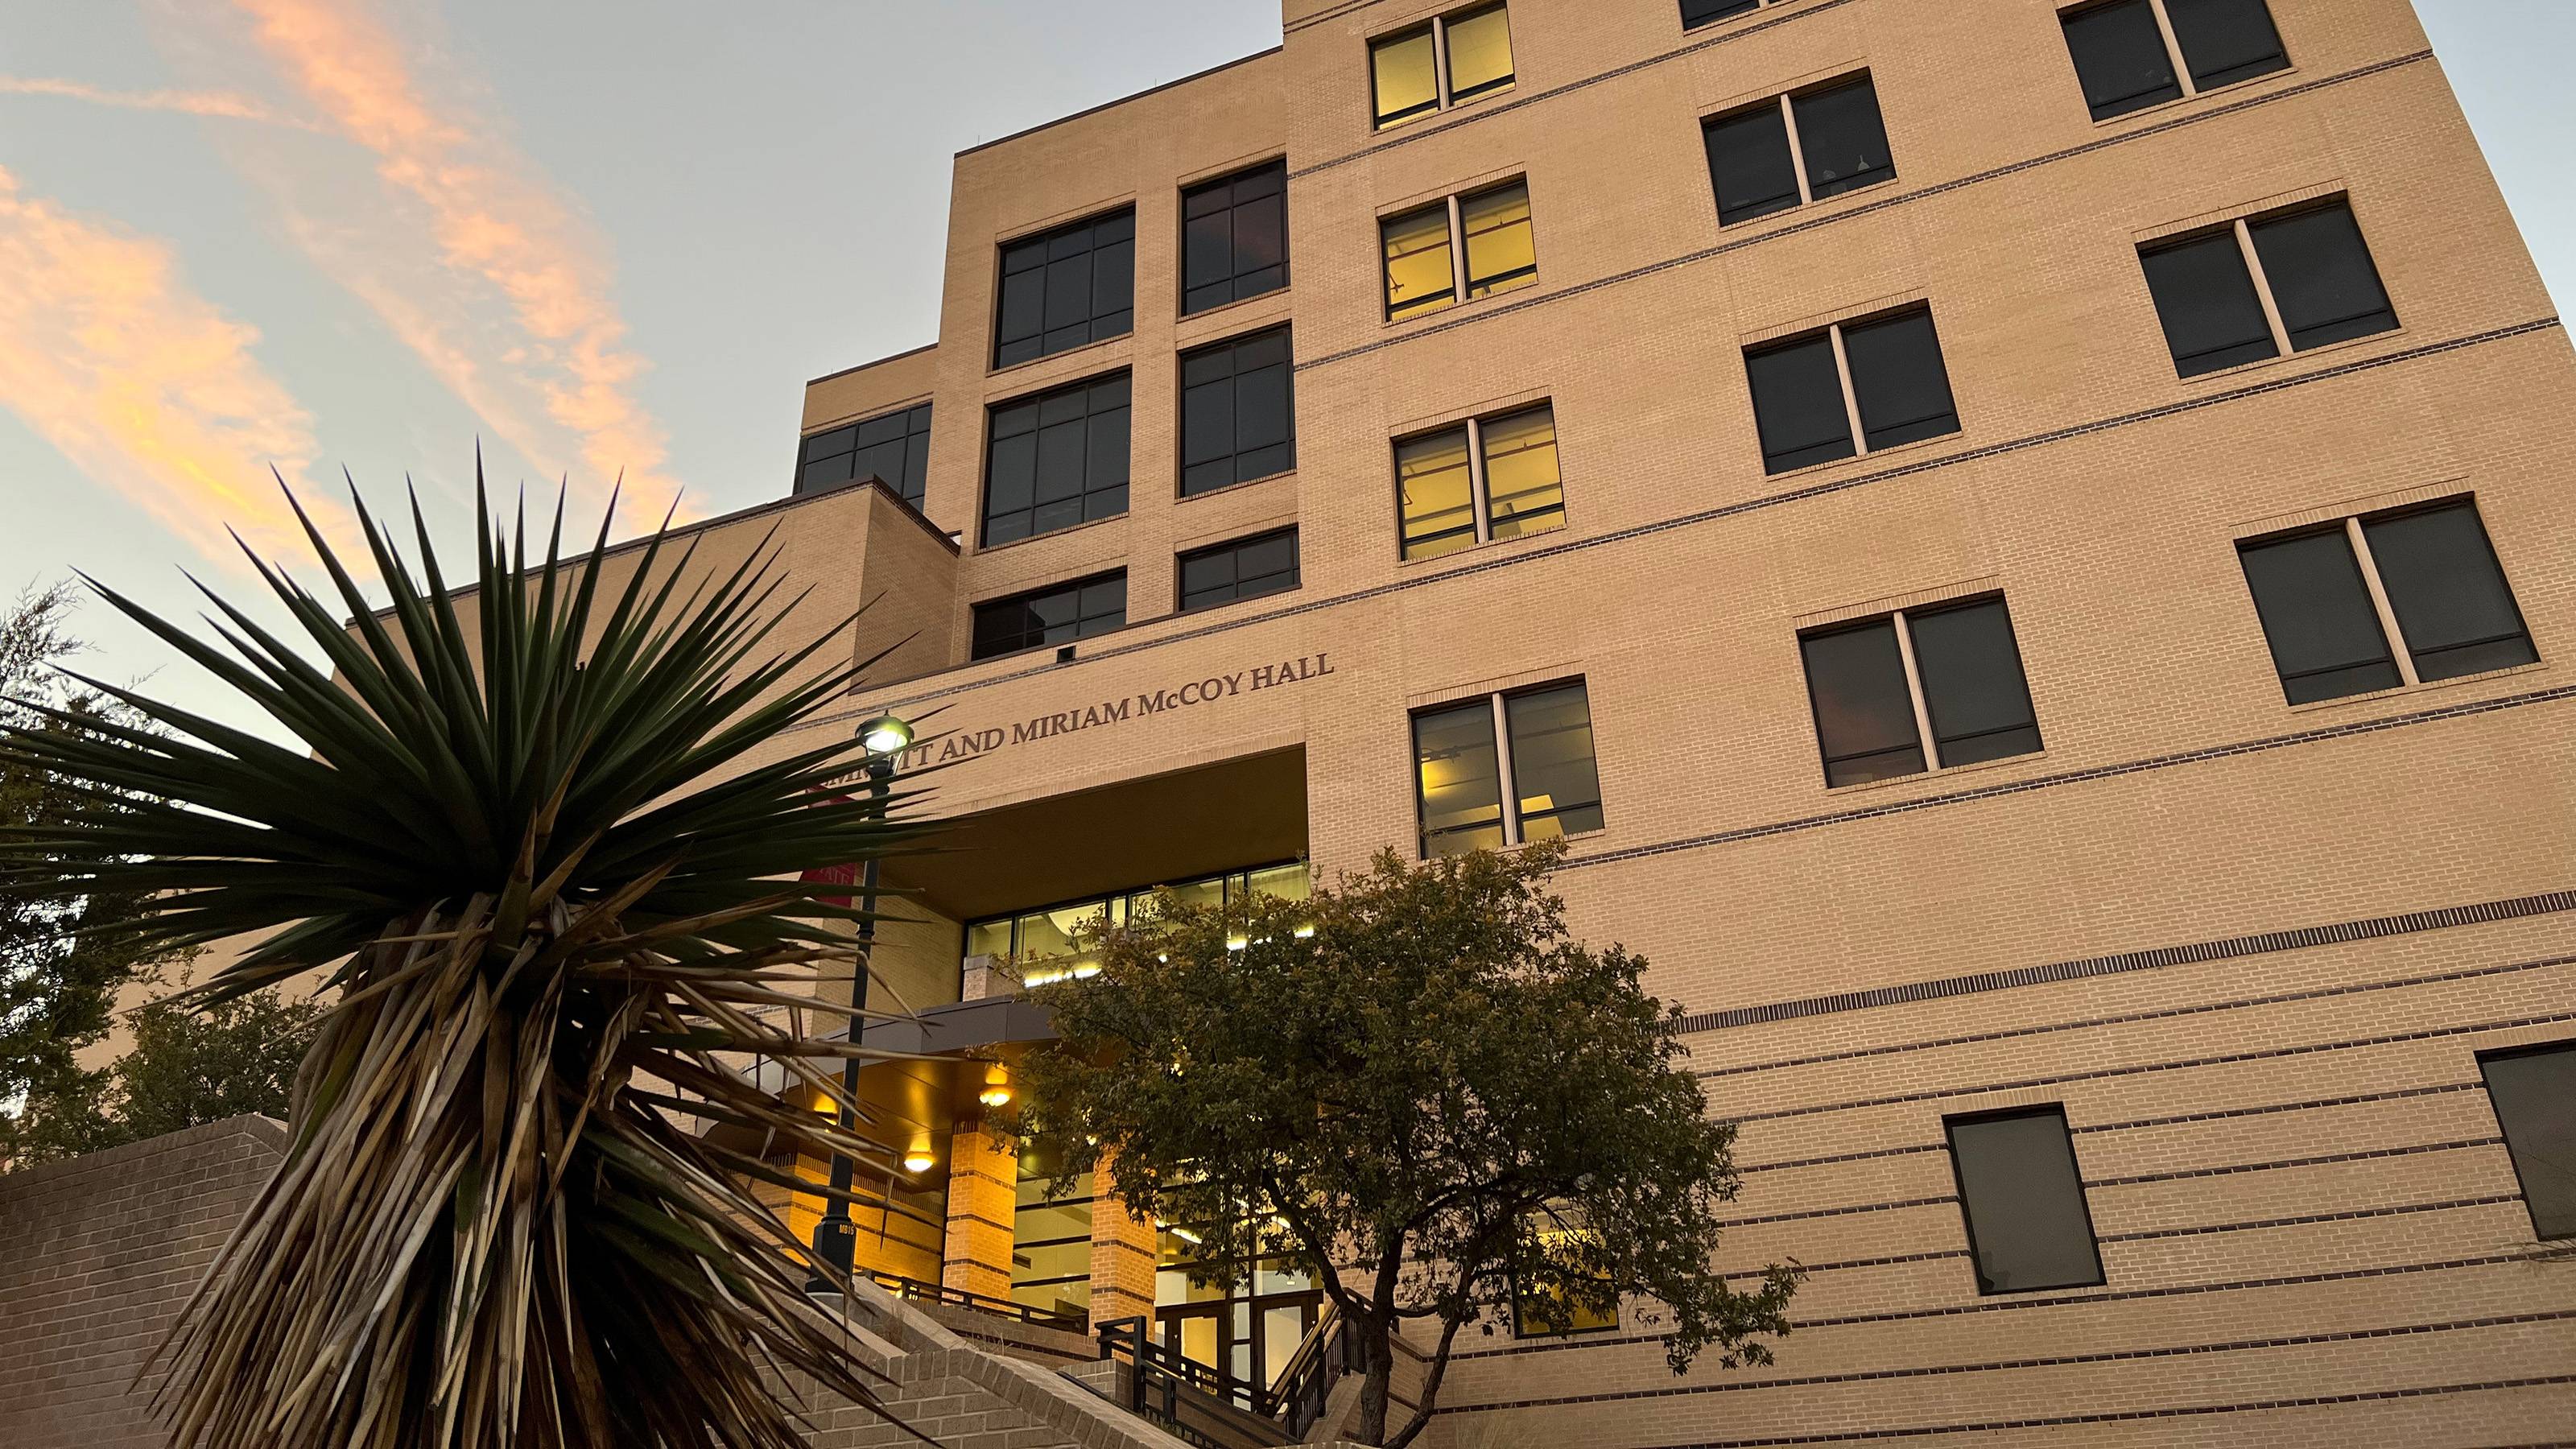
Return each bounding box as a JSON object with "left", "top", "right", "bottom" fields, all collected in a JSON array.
[
  {"left": 0, "top": 478, "right": 932, "bottom": 1449},
  {"left": 1018, "top": 844, "right": 1798, "bottom": 1447},
  {"left": 4, "top": 976, "right": 324, "bottom": 1166}
]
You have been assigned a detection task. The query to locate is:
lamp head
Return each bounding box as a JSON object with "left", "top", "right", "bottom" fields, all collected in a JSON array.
[
  {"left": 978, "top": 1063, "right": 1013, "bottom": 1108},
  {"left": 902, "top": 1148, "right": 936, "bottom": 1174},
  {"left": 859, "top": 715, "right": 914, "bottom": 756}
]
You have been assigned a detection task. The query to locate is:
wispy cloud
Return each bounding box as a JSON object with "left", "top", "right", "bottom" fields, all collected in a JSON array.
[
  {"left": 0, "top": 167, "right": 349, "bottom": 569},
  {"left": 0, "top": 75, "right": 322, "bottom": 130},
  {"left": 225, "top": 0, "right": 679, "bottom": 518}
]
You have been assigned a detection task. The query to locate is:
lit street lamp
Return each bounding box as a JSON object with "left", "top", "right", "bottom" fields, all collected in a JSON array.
[{"left": 809, "top": 714, "right": 913, "bottom": 1290}]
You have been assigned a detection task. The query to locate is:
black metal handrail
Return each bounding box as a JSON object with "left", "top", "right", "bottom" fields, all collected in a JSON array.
[
  {"left": 865, "top": 1269, "right": 1087, "bottom": 1333},
  {"left": 1093, "top": 1317, "right": 1236, "bottom": 1449},
  {"left": 1267, "top": 1303, "right": 1359, "bottom": 1439}
]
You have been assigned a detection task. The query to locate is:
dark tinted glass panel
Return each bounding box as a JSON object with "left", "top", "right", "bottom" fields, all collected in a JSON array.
[
  {"left": 1682, "top": 0, "right": 1761, "bottom": 27},
  {"left": 1505, "top": 683, "right": 1604, "bottom": 841},
  {"left": 993, "top": 211, "right": 1136, "bottom": 368},
  {"left": 1384, "top": 204, "right": 1457, "bottom": 320},
  {"left": 2481, "top": 1044, "right": 2576, "bottom": 1241},
  {"left": 1178, "top": 528, "right": 1301, "bottom": 613},
  {"left": 1746, "top": 333, "right": 1856, "bottom": 474},
  {"left": 971, "top": 572, "right": 1128, "bottom": 660},
  {"left": 1794, "top": 78, "right": 1896, "bottom": 200},
  {"left": 2140, "top": 231, "right": 2278, "bottom": 377},
  {"left": 1947, "top": 1108, "right": 2105, "bottom": 1294},
  {"left": 2237, "top": 528, "right": 2403, "bottom": 703},
  {"left": 799, "top": 404, "right": 935, "bottom": 507},
  {"left": 2248, "top": 203, "right": 2397, "bottom": 352},
  {"left": 1415, "top": 700, "right": 1504, "bottom": 857},
  {"left": 2164, "top": 0, "right": 2289, "bottom": 90},
  {"left": 2362, "top": 503, "right": 2537, "bottom": 682},
  {"left": 2062, "top": 0, "right": 2184, "bottom": 120},
  {"left": 1183, "top": 161, "right": 1288, "bottom": 316},
  {"left": 1705, "top": 103, "right": 1802, "bottom": 226},
  {"left": 1445, "top": 5, "right": 1517, "bottom": 102},
  {"left": 1398, "top": 427, "right": 1476, "bottom": 561},
  {"left": 1801, "top": 620, "right": 1925, "bottom": 786},
  {"left": 1372, "top": 26, "right": 1439, "bottom": 130},
  {"left": 1843, "top": 309, "right": 1960, "bottom": 451},
  {"left": 1909, "top": 599, "right": 2042, "bottom": 767},
  {"left": 983, "top": 374, "right": 1130, "bottom": 546},
  {"left": 1180, "top": 328, "right": 1296, "bottom": 497}
]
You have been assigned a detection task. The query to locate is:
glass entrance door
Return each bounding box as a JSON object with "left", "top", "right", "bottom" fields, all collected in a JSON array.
[{"left": 1157, "top": 1289, "right": 1320, "bottom": 1409}]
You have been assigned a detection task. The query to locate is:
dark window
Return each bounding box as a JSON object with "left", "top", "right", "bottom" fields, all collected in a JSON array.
[
  {"left": 2062, "top": 0, "right": 2184, "bottom": 120},
  {"left": 1181, "top": 328, "right": 1296, "bottom": 497},
  {"left": 1178, "top": 528, "right": 1300, "bottom": 613},
  {"left": 1705, "top": 102, "right": 1802, "bottom": 226},
  {"left": 1183, "top": 161, "right": 1288, "bottom": 316},
  {"left": 2362, "top": 502, "right": 2537, "bottom": 682},
  {"left": 1414, "top": 681, "right": 1602, "bottom": 857},
  {"left": 1842, "top": 308, "right": 1959, "bottom": 452},
  {"left": 970, "top": 572, "right": 1127, "bottom": 661},
  {"left": 798, "top": 402, "right": 931, "bottom": 508},
  {"left": 2140, "top": 230, "right": 2279, "bottom": 377},
  {"left": 1909, "top": 598, "right": 2044, "bottom": 768},
  {"left": 2479, "top": 1043, "right": 2576, "bottom": 1241},
  {"left": 1682, "top": 0, "right": 1762, "bottom": 28},
  {"left": 2165, "top": 0, "right": 2289, "bottom": 91},
  {"left": 982, "top": 374, "right": 1131, "bottom": 547},
  {"left": 993, "top": 210, "right": 1135, "bottom": 369},
  {"left": 2236, "top": 527, "right": 2405, "bottom": 704},
  {"left": 1946, "top": 1108, "right": 2106, "bottom": 1295},
  {"left": 1746, "top": 333, "right": 1856, "bottom": 474},
  {"left": 1800, "top": 619, "right": 1923, "bottom": 787},
  {"left": 1793, "top": 78, "right": 1896, "bottom": 200},
  {"left": 2247, "top": 202, "right": 2398, "bottom": 351}
]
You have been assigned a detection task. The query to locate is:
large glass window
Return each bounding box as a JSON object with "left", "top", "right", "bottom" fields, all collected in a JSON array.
[
  {"left": 1183, "top": 160, "right": 1289, "bottom": 316},
  {"left": 1157, "top": 1210, "right": 1319, "bottom": 1403},
  {"left": 965, "top": 864, "right": 1312, "bottom": 988},
  {"left": 1682, "top": 0, "right": 1779, "bottom": 30},
  {"left": 1397, "top": 402, "right": 1564, "bottom": 561},
  {"left": 1800, "top": 596, "right": 2042, "bottom": 788},
  {"left": 1370, "top": 5, "right": 1515, "bottom": 130},
  {"left": 982, "top": 373, "right": 1131, "bottom": 546},
  {"left": 798, "top": 402, "right": 931, "bottom": 509},
  {"left": 1413, "top": 682, "right": 1603, "bottom": 858},
  {"left": 1946, "top": 1107, "right": 2106, "bottom": 1295},
  {"left": 1013, "top": 1146, "right": 1096, "bottom": 1319},
  {"left": 2141, "top": 199, "right": 2394, "bottom": 377},
  {"left": 2237, "top": 498, "right": 2535, "bottom": 704},
  {"left": 1381, "top": 180, "right": 1538, "bottom": 321},
  {"left": 2479, "top": 1043, "right": 2576, "bottom": 1241},
  {"left": 994, "top": 209, "right": 1137, "bottom": 369},
  {"left": 1181, "top": 328, "right": 1295, "bottom": 497},
  {"left": 969, "top": 572, "right": 1127, "bottom": 662},
  {"left": 1178, "top": 528, "right": 1301, "bottom": 614},
  {"left": 1705, "top": 76, "right": 1897, "bottom": 226},
  {"left": 2060, "top": 0, "right": 2287, "bottom": 122},
  {"left": 1513, "top": 1205, "right": 1619, "bottom": 1338},
  {"left": 1745, "top": 305, "right": 1959, "bottom": 474}
]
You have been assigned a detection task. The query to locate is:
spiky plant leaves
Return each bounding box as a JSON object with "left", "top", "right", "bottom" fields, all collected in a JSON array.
[{"left": 0, "top": 473, "right": 935, "bottom": 1448}]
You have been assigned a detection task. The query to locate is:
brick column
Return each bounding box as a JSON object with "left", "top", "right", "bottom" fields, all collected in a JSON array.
[
  {"left": 941, "top": 1116, "right": 1018, "bottom": 1301},
  {"left": 1087, "top": 1146, "right": 1159, "bottom": 1327}
]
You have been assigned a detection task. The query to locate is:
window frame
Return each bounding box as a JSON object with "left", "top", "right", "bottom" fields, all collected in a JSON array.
[
  {"left": 962, "top": 861, "right": 1310, "bottom": 992},
  {"left": 1943, "top": 1104, "right": 2108, "bottom": 1297},
  {"left": 1369, "top": 3, "right": 1517, "bottom": 131},
  {"left": 2138, "top": 197, "right": 2396, "bottom": 379},
  {"left": 1176, "top": 526, "right": 1302, "bottom": 615},
  {"left": 1179, "top": 325, "right": 1298, "bottom": 498},
  {"left": 980, "top": 370, "right": 1133, "bottom": 548},
  {"left": 1744, "top": 303, "right": 1961, "bottom": 476},
  {"left": 1681, "top": 0, "right": 1780, "bottom": 31},
  {"left": 795, "top": 400, "right": 933, "bottom": 509},
  {"left": 2234, "top": 496, "right": 2537, "bottom": 705},
  {"left": 1798, "top": 593, "right": 2043, "bottom": 788},
  {"left": 1410, "top": 678, "right": 1604, "bottom": 859},
  {"left": 968, "top": 569, "right": 1129, "bottom": 663},
  {"left": 1180, "top": 159, "right": 1290, "bottom": 317},
  {"left": 1393, "top": 401, "right": 1566, "bottom": 563},
  {"left": 2477, "top": 1041, "right": 2576, "bottom": 1243},
  {"left": 1703, "top": 72, "right": 1897, "bottom": 227},
  {"left": 1380, "top": 179, "right": 1538, "bottom": 323},
  {"left": 2058, "top": 0, "right": 2291, "bottom": 122},
  {"left": 991, "top": 207, "right": 1138, "bottom": 370}
]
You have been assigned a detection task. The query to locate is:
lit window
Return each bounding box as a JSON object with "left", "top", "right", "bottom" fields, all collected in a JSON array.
[
  {"left": 970, "top": 572, "right": 1126, "bottom": 663},
  {"left": 2061, "top": 0, "right": 2288, "bottom": 122},
  {"left": 2236, "top": 498, "right": 2535, "bottom": 705},
  {"left": 1704, "top": 75, "right": 1897, "bottom": 226},
  {"left": 1413, "top": 681, "right": 1603, "bottom": 858},
  {"left": 1182, "top": 160, "right": 1288, "bottom": 316},
  {"left": 1799, "top": 596, "right": 2042, "bottom": 788},
  {"left": 982, "top": 373, "right": 1131, "bottom": 546},
  {"left": 1396, "top": 402, "right": 1564, "bottom": 561},
  {"left": 1180, "top": 328, "right": 1296, "bottom": 497},
  {"left": 1513, "top": 1205, "right": 1619, "bottom": 1338},
  {"left": 967, "top": 865, "right": 1312, "bottom": 988},
  {"left": 1381, "top": 180, "right": 1538, "bottom": 321},
  {"left": 1371, "top": 5, "right": 1516, "bottom": 130},
  {"left": 2140, "top": 198, "right": 2396, "bottom": 378},
  {"left": 1744, "top": 305, "right": 1960, "bottom": 474},
  {"left": 1946, "top": 1107, "right": 2106, "bottom": 1295},
  {"left": 993, "top": 208, "right": 1136, "bottom": 369},
  {"left": 1178, "top": 528, "right": 1301, "bottom": 614},
  {"left": 1013, "top": 1151, "right": 1096, "bottom": 1319},
  {"left": 2479, "top": 1043, "right": 2576, "bottom": 1241},
  {"left": 797, "top": 403, "right": 931, "bottom": 509}
]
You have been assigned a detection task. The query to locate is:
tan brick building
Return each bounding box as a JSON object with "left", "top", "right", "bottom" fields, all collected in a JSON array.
[{"left": 588, "top": 0, "right": 2576, "bottom": 1441}]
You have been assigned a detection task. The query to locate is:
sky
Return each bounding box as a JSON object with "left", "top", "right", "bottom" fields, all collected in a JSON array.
[{"left": 0, "top": 0, "right": 2568, "bottom": 741}]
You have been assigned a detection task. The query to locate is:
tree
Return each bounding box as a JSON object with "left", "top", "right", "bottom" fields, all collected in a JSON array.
[
  {"left": 0, "top": 481, "right": 933, "bottom": 1448},
  {"left": 1018, "top": 844, "right": 1800, "bottom": 1447}
]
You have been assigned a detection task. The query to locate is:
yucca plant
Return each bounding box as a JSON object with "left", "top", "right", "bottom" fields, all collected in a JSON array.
[{"left": 0, "top": 478, "right": 931, "bottom": 1448}]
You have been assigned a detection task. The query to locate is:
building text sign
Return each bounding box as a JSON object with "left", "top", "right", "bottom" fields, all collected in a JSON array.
[{"left": 888, "top": 652, "right": 1335, "bottom": 770}]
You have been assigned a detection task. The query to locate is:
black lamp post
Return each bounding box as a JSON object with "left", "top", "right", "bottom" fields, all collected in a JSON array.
[{"left": 809, "top": 714, "right": 913, "bottom": 1292}]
